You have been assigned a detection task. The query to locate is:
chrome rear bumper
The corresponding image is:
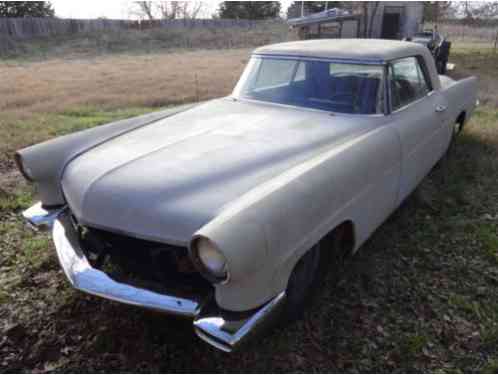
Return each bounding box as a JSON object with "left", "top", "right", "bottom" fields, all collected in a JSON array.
[{"left": 23, "top": 203, "right": 286, "bottom": 352}]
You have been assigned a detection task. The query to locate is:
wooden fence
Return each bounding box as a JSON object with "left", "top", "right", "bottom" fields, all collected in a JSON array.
[{"left": 0, "top": 17, "right": 275, "bottom": 40}]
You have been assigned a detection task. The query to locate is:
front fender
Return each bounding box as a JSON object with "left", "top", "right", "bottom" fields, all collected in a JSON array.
[
  {"left": 199, "top": 124, "right": 400, "bottom": 312},
  {"left": 193, "top": 207, "right": 272, "bottom": 311}
]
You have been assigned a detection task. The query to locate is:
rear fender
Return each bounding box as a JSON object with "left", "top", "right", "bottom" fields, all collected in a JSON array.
[{"left": 440, "top": 76, "right": 478, "bottom": 126}]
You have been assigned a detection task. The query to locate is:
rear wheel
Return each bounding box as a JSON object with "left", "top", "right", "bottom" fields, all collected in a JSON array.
[
  {"left": 437, "top": 58, "right": 447, "bottom": 75},
  {"left": 439, "top": 117, "right": 464, "bottom": 182},
  {"left": 453, "top": 118, "right": 464, "bottom": 136},
  {"left": 447, "top": 116, "right": 465, "bottom": 154}
]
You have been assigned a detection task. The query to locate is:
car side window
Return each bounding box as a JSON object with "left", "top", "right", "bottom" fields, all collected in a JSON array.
[
  {"left": 293, "top": 61, "right": 306, "bottom": 82},
  {"left": 389, "top": 57, "right": 430, "bottom": 111}
]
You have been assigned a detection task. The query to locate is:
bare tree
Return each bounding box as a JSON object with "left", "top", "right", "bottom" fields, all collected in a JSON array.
[
  {"left": 456, "top": 1, "right": 498, "bottom": 22},
  {"left": 423, "top": 2, "right": 455, "bottom": 23},
  {"left": 132, "top": 1, "right": 204, "bottom": 20},
  {"left": 182, "top": 1, "right": 203, "bottom": 19},
  {"left": 156, "top": 1, "right": 179, "bottom": 19},
  {"left": 135, "top": 1, "right": 154, "bottom": 20}
]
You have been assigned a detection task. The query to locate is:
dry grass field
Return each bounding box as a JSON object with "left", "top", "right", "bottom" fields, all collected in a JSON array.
[
  {"left": 1, "top": 50, "right": 247, "bottom": 112},
  {"left": 1, "top": 38, "right": 498, "bottom": 372},
  {"left": 433, "top": 22, "right": 498, "bottom": 46},
  {"left": 0, "top": 48, "right": 250, "bottom": 169}
]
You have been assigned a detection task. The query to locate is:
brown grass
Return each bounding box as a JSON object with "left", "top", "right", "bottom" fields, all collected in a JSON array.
[
  {"left": 450, "top": 44, "right": 498, "bottom": 107},
  {"left": 0, "top": 48, "right": 249, "bottom": 116}
]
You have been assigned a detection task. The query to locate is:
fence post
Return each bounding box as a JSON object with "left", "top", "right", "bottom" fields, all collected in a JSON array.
[{"left": 494, "top": 29, "right": 498, "bottom": 54}]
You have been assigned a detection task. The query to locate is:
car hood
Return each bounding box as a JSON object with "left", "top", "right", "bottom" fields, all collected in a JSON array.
[{"left": 62, "top": 98, "right": 377, "bottom": 245}]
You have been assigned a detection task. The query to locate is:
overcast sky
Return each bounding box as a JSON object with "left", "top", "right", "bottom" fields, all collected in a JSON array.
[{"left": 51, "top": 1, "right": 294, "bottom": 20}]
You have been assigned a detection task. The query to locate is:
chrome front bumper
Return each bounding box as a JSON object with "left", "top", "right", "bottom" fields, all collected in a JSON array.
[
  {"left": 23, "top": 203, "right": 286, "bottom": 352},
  {"left": 22, "top": 202, "right": 66, "bottom": 230}
]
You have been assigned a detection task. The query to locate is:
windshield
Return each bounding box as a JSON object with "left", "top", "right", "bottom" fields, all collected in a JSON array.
[{"left": 232, "top": 56, "right": 385, "bottom": 114}]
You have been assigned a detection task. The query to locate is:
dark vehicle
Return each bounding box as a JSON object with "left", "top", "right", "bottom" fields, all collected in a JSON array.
[{"left": 408, "top": 30, "right": 451, "bottom": 74}]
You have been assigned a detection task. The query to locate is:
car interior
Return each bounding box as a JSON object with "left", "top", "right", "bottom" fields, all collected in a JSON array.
[{"left": 245, "top": 60, "right": 383, "bottom": 114}]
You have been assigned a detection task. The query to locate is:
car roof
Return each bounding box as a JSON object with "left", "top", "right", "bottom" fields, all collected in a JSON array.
[{"left": 253, "top": 39, "right": 429, "bottom": 63}]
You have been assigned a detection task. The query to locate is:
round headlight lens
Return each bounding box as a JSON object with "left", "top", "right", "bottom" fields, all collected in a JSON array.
[{"left": 195, "top": 237, "right": 227, "bottom": 280}]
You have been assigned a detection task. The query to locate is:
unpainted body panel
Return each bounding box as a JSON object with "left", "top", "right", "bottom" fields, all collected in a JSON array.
[
  {"left": 440, "top": 76, "right": 478, "bottom": 127},
  {"left": 195, "top": 121, "right": 402, "bottom": 310},
  {"left": 62, "top": 99, "right": 376, "bottom": 246},
  {"left": 389, "top": 91, "right": 450, "bottom": 204}
]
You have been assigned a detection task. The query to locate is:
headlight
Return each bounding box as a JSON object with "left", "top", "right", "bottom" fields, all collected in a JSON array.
[
  {"left": 14, "top": 152, "right": 34, "bottom": 182},
  {"left": 192, "top": 236, "right": 228, "bottom": 283}
]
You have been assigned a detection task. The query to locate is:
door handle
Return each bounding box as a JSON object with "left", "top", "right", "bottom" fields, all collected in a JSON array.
[{"left": 435, "top": 105, "right": 447, "bottom": 112}]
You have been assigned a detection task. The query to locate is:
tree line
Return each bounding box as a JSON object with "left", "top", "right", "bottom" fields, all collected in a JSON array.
[{"left": 0, "top": 1, "right": 54, "bottom": 17}]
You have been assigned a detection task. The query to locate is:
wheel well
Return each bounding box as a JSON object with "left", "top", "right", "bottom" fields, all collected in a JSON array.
[{"left": 322, "top": 220, "right": 355, "bottom": 255}]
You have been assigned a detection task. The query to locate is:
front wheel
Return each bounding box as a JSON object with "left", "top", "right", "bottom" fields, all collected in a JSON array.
[
  {"left": 283, "top": 229, "right": 348, "bottom": 322},
  {"left": 283, "top": 243, "right": 321, "bottom": 321}
]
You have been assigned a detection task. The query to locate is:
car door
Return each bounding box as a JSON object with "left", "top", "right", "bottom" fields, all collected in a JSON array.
[{"left": 387, "top": 56, "right": 449, "bottom": 204}]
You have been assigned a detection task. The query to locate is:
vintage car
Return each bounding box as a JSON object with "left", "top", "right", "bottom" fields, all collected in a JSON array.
[{"left": 16, "top": 39, "right": 477, "bottom": 352}]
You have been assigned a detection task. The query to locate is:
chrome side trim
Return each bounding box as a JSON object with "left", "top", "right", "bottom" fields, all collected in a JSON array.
[
  {"left": 22, "top": 202, "right": 66, "bottom": 230},
  {"left": 52, "top": 210, "right": 203, "bottom": 317},
  {"left": 252, "top": 53, "right": 385, "bottom": 65},
  {"left": 193, "top": 291, "right": 286, "bottom": 352}
]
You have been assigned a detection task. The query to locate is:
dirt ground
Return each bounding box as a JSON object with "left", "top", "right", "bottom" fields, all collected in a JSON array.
[{"left": 1, "top": 42, "right": 498, "bottom": 372}]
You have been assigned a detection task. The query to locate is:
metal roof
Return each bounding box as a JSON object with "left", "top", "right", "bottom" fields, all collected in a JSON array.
[
  {"left": 287, "top": 8, "right": 359, "bottom": 27},
  {"left": 253, "top": 39, "right": 431, "bottom": 63}
]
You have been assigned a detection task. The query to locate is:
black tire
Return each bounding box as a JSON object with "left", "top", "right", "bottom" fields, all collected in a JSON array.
[
  {"left": 439, "top": 119, "right": 462, "bottom": 182},
  {"left": 441, "top": 59, "right": 448, "bottom": 75},
  {"left": 436, "top": 58, "right": 447, "bottom": 75},
  {"left": 282, "top": 228, "right": 347, "bottom": 322},
  {"left": 447, "top": 119, "right": 463, "bottom": 154},
  {"left": 454, "top": 118, "right": 464, "bottom": 136}
]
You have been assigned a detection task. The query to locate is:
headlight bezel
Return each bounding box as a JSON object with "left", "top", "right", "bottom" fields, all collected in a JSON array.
[
  {"left": 190, "top": 235, "right": 229, "bottom": 284},
  {"left": 14, "top": 152, "right": 34, "bottom": 182}
]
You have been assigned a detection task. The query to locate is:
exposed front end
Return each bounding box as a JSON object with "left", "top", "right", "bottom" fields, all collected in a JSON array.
[{"left": 22, "top": 203, "right": 286, "bottom": 352}]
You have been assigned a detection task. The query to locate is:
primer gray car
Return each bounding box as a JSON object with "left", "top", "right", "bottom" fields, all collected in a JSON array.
[{"left": 16, "top": 39, "right": 478, "bottom": 352}]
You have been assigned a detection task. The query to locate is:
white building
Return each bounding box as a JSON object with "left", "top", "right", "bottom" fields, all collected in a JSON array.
[{"left": 288, "top": 2, "right": 424, "bottom": 41}]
